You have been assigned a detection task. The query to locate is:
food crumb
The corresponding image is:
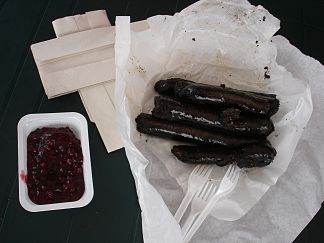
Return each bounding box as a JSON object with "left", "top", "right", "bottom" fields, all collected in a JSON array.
[
  {"left": 192, "top": 37, "right": 196, "bottom": 41},
  {"left": 137, "top": 65, "right": 145, "bottom": 73},
  {"left": 264, "top": 68, "right": 270, "bottom": 79}
]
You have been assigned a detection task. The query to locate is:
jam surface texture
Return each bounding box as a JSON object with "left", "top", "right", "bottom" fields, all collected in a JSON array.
[{"left": 26, "top": 127, "right": 85, "bottom": 204}]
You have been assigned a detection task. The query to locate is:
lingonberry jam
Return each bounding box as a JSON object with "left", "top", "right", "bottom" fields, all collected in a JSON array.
[{"left": 26, "top": 127, "right": 85, "bottom": 204}]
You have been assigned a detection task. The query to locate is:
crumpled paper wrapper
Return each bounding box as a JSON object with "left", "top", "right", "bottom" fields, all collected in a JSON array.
[{"left": 115, "top": 0, "right": 323, "bottom": 242}]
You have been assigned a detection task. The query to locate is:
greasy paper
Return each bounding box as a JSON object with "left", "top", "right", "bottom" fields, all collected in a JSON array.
[{"left": 115, "top": 0, "right": 320, "bottom": 242}]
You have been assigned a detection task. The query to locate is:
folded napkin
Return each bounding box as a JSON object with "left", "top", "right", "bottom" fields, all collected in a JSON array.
[
  {"left": 53, "top": 10, "right": 111, "bottom": 121},
  {"left": 52, "top": 10, "right": 110, "bottom": 37},
  {"left": 31, "top": 26, "right": 115, "bottom": 99},
  {"left": 50, "top": 10, "right": 122, "bottom": 153}
]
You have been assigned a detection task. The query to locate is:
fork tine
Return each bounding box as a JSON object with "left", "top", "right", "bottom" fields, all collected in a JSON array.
[
  {"left": 197, "top": 165, "right": 206, "bottom": 175},
  {"left": 199, "top": 165, "right": 207, "bottom": 175},
  {"left": 203, "top": 182, "right": 214, "bottom": 200},
  {"left": 230, "top": 166, "right": 240, "bottom": 181},
  {"left": 200, "top": 182, "right": 210, "bottom": 199},
  {"left": 196, "top": 164, "right": 203, "bottom": 173},
  {"left": 204, "top": 166, "right": 213, "bottom": 177},
  {"left": 201, "top": 166, "right": 211, "bottom": 177},
  {"left": 202, "top": 165, "right": 211, "bottom": 176},
  {"left": 192, "top": 165, "right": 202, "bottom": 176},
  {"left": 224, "top": 164, "right": 234, "bottom": 178},
  {"left": 196, "top": 181, "right": 206, "bottom": 197},
  {"left": 207, "top": 184, "right": 217, "bottom": 200},
  {"left": 230, "top": 164, "right": 236, "bottom": 175},
  {"left": 228, "top": 164, "right": 235, "bottom": 178},
  {"left": 198, "top": 181, "right": 210, "bottom": 198},
  {"left": 210, "top": 183, "right": 217, "bottom": 196}
]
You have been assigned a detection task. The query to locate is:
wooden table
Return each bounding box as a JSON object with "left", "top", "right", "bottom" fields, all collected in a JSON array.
[{"left": 0, "top": 0, "right": 322, "bottom": 242}]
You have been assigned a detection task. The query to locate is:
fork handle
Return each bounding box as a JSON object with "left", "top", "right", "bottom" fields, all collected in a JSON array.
[
  {"left": 174, "top": 192, "right": 195, "bottom": 223},
  {"left": 182, "top": 212, "right": 198, "bottom": 236},
  {"left": 183, "top": 193, "right": 226, "bottom": 243}
]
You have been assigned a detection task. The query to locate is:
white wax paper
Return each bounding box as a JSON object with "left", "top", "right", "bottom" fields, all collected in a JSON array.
[{"left": 115, "top": 0, "right": 323, "bottom": 242}]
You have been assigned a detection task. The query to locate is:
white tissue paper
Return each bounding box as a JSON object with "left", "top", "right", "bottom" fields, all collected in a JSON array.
[{"left": 115, "top": 0, "right": 324, "bottom": 242}]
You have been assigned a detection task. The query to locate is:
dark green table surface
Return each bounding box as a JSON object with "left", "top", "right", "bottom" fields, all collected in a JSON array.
[{"left": 0, "top": 0, "right": 323, "bottom": 242}]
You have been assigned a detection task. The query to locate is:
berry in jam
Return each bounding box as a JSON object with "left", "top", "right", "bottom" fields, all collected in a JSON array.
[{"left": 26, "top": 127, "right": 85, "bottom": 204}]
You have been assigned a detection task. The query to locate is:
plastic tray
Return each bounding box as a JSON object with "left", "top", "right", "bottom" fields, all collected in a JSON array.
[{"left": 17, "top": 112, "right": 94, "bottom": 212}]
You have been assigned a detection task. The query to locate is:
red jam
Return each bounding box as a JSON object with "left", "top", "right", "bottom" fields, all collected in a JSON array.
[{"left": 26, "top": 127, "right": 85, "bottom": 204}]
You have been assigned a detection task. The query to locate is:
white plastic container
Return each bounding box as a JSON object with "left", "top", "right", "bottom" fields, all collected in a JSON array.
[{"left": 17, "top": 112, "right": 94, "bottom": 212}]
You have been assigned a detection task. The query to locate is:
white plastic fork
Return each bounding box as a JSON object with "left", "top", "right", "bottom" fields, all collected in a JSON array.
[
  {"left": 181, "top": 179, "right": 218, "bottom": 235},
  {"left": 183, "top": 164, "right": 240, "bottom": 243},
  {"left": 174, "top": 165, "right": 213, "bottom": 223}
]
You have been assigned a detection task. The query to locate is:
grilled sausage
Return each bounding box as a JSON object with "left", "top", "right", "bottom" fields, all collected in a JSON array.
[
  {"left": 152, "top": 96, "right": 274, "bottom": 136},
  {"left": 136, "top": 113, "right": 263, "bottom": 147},
  {"left": 172, "top": 141, "right": 276, "bottom": 168}
]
